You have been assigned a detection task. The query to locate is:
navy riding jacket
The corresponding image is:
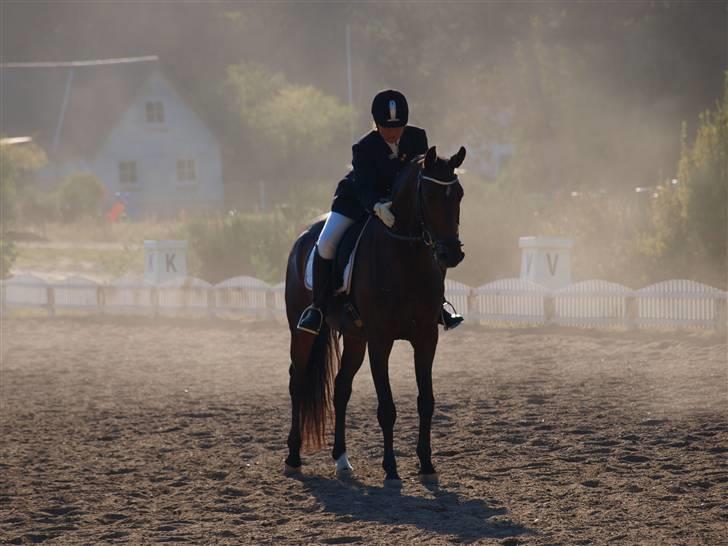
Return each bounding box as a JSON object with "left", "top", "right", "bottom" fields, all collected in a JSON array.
[{"left": 331, "top": 125, "right": 428, "bottom": 220}]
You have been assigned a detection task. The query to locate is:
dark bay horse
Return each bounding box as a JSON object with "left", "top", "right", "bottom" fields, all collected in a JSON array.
[{"left": 284, "top": 145, "right": 466, "bottom": 483}]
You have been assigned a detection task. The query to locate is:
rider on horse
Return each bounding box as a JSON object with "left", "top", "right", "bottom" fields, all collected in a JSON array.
[{"left": 297, "top": 89, "right": 464, "bottom": 335}]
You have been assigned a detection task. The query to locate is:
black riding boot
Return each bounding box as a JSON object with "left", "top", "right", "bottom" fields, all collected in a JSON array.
[
  {"left": 439, "top": 268, "right": 464, "bottom": 331},
  {"left": 439, "top": 300, "right": 464, "bottom": 331},
  {"left": 297, "top": 249, "right": 333, "bottom": 335},
  {"left": 441, "top": 307, "right": 464, "bottom": 330}
]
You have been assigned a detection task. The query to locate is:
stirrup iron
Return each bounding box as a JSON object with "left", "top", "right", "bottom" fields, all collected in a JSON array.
[{"left": 297, "top": 305, "right": 323, "bottom": 335}]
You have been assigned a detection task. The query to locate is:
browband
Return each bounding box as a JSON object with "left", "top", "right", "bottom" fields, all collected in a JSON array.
[{"left": 419, "top": 173, "right": 460, "bottom": 186}]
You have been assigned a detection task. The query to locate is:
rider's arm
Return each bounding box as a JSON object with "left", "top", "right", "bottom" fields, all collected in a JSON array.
[{"left": 351, "top": 141, "right": 380, "bottom": 214}]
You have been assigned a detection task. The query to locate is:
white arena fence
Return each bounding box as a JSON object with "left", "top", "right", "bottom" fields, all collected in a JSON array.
[{"left": 1, "top": 275, "right": 726, "bottom": 332}]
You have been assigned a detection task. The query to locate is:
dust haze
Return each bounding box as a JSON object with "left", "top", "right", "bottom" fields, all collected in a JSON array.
[
  {"left": 4, "top": 2, "right": 726, "bottom": 284},
  {"left": 1, "top": 2, "right": 727, "bottom": 545}
]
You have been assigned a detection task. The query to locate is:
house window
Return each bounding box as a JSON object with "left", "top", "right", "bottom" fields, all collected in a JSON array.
[
  {"left": 119, "top": 160, "right": 138, "bottom": 184},
  {"left": 177, "top": 159, "right": 196, "bottom": 182},
  {"left": 145, "top": 101, "right": 165, "bottom": 123}
]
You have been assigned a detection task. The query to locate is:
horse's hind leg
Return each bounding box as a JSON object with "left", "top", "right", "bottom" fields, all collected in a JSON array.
[
  {"left": 368, "top": 338, "right": 399, "bottom": 482},
  {"left": 284, "top": 361, "right": 302, "bottom": 474},
  {"left": 413, "top": 329, "right": 439, "bottom": 482},
  {"left": 332, "top": 336, "right": 366, "bottom": 476},
  {"left": 285, "top": 332, "right": 314, "bottom": 475}
]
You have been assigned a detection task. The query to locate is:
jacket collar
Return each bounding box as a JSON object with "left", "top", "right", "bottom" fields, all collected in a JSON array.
[{"left": 376, "top": 126, "right": 409, "bottom": 156}]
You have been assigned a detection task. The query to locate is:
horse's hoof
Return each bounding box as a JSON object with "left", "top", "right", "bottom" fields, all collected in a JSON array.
[
  {"left": 335, "top": 467, "right": 354, "bottom": 480},
  {"left": 384, "top": 475, "right": 402, "bottom": 487},
  {"left": 419, "top": 472, "right": 439, "bottom": 484},
  {"left": 334, "top": 453, "right": 353, "bottom": 479},
  {"left": 283, "top": 463, "right": 302, "bottom": 476}
]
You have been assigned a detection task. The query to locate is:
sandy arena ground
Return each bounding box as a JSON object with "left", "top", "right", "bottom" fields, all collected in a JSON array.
[{"left": 1, "top": 316, "right": 726, "bottom": 545}]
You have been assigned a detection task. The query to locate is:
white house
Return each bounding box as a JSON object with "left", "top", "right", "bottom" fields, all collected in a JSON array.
[{"left": 2, "top": 59, "right": 224, "bottom": 219}]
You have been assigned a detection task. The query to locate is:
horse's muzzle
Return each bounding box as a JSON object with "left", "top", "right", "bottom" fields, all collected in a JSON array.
[{"left": 436, "top": 240, "right": 465, "bottom": 268}]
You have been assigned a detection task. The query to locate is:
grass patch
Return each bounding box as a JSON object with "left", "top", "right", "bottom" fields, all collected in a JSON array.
[
  {"left": 14, "top": 245, "right": 144, "bottom": 278},
  {"left": 17, "top": 220, "right": 183, "bottom": 245}
]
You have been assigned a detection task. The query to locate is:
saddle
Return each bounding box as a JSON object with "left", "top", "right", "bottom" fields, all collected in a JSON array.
[{"left": 304, "top": 216, "right": 371, "bottom": 295}]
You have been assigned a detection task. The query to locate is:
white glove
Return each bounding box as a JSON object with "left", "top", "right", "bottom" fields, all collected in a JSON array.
[{"left": 373, "top": 201, "right": 395, "bottom": 228}]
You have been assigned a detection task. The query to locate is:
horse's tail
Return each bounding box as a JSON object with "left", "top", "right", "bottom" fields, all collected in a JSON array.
[{"left": 300, "top": 323, "right": 340, "bottom": 452}]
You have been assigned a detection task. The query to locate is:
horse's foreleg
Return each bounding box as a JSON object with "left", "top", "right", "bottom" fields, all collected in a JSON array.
[
  {"left": 368, "top": 338, "right": 399, "bottom": 481},
  {"left": 413, "top": 329, "right": 438, "bottom": 481},
  {"left": 332, "top": 336, "right": 366, "bottom": 476}
]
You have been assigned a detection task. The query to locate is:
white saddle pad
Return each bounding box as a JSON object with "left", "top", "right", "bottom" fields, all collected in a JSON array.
[{"left": 305, "top": 217, "right": 371, "bottom": 295}]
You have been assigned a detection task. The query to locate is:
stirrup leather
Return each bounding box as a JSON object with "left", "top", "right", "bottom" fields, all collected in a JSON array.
[{"left": 297, "top": 305, "right": 323, "bottom": 335}]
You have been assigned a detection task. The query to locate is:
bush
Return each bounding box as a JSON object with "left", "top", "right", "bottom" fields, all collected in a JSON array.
[
  {"left": 184, "top": 208, "right": 305, "bottom": 283},
  {"left": 19, "top": 187, "right": 60, "bottom": 225},
  {"left": 642, "top": 73, "right": 728, "bottom": 287},
  {"left": 58, "top": 172, "right": 105, "bottom": 223},
  {"left": 456, "top": 177, "right": 649, "bottom": 287},
  {"left": 0, "top": 238, "right": 17, "bottom": 279}
]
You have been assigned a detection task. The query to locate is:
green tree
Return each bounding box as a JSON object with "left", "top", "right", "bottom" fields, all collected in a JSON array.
[
  {"left": 57, "top": 172, "right": 105, "bottom": 223},
  {"left": 225, "top": 62, "right": 287, "bottom": 119},
  {"left": 256, "top": 85, "right": 352, "bottom": 156},
  {"left": 646, "top": 73, "right": 728, "bottom": 286},
  {"left": 223, "top": 61, "right": 352, "bottom": 183},
  {"left": 0, "top": 141, "right": 47, "bottom": 277}
]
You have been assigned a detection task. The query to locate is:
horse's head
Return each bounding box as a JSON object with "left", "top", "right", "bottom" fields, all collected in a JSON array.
[{"left": 416, "top": 145, "right": 466, "bottom": 268}]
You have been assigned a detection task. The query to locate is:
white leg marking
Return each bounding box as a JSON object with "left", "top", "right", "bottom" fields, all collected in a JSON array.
[{"left": 335, "top": 453, "right": 353, "bottom": 476}]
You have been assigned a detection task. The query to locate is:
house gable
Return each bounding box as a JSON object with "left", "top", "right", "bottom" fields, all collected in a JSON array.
[
  {"left": 100, "top": 70, "right": 219, "bottom": 162},
  {"left": 4, "top": 61, "right": 223, "bottom": 217},
  {"left": 93, "top": 70, "right": 223, "bottom": 216}
]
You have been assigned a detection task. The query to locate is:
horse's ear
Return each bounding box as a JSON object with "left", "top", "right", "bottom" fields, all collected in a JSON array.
[
  {"left": 424, "top": 146, "right": 437, "bottom": 170},
  {"left": 448, "top": 146, "right": 466, "bottom": 169}
]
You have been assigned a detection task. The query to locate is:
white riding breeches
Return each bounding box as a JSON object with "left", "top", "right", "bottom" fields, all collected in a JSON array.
[{"left": 317, "top": 212, "right": 355, "bottom": 260}]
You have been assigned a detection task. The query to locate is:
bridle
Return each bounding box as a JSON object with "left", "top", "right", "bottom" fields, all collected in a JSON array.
[{"left": 384, "top": 167, "right": 463, "bottom": 257}]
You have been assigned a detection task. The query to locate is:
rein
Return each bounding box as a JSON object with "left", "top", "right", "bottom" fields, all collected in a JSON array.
[{"left": 384, "top": 169, "right": 460, "bottom": 250}]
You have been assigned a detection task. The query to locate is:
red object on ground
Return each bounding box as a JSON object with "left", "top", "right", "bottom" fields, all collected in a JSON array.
[{"left": 107, "top": 201, "right": 125, "bottom": 222}]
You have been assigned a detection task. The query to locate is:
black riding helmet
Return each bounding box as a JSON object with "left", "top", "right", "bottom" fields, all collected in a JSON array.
[{"left": 371, "top": 89, "right": 408, "bottom": 128}]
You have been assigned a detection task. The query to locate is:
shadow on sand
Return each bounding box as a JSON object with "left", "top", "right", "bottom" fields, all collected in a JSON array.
[{"left": 297, "top": 475, "right": 531, "bottom": 543}]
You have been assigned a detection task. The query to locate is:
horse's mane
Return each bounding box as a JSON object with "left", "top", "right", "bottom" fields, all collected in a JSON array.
[{"left": 390, "top": 154, "right": 424, "bottom": 201}]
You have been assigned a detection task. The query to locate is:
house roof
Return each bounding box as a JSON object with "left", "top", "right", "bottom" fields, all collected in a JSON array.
[{"left": 1, "top": 59, "right": 157, "bottom": 160}]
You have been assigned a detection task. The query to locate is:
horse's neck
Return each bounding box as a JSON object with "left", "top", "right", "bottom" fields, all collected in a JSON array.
[{"left": 388, "top": 168, "right": 442, "bottom": 280}]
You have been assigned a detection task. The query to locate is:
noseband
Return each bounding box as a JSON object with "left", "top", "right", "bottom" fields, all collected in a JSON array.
[{"left": 385, "top": 170, "right": 462, "bottom": 257}]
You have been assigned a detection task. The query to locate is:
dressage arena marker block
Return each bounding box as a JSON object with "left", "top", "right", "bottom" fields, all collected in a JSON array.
[
  {"left": 519, "top": 236, "right": 573, "bottom": 290},
  {"left": 144, "top": 240, "right": 187, "bottom": 285}
]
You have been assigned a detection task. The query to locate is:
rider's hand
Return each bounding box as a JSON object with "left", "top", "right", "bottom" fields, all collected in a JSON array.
[{"left": 373, "top": 201, "right": 395, "bottom": 228}]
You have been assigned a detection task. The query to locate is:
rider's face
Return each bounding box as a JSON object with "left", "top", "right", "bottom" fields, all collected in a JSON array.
[{"left": 376, "top": 124, "right": 405, "bottom": 144}]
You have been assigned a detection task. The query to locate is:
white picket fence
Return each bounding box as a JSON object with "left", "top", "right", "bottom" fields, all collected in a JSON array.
[
  {"left": 2, "top": 275, "right": 726, "bottom": 331},
  {"left": 471, "top": 278, "right": 548, "bottom": 325},
  {"left": 553, "top": 280, "right": 631, "bottom": 328}
]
